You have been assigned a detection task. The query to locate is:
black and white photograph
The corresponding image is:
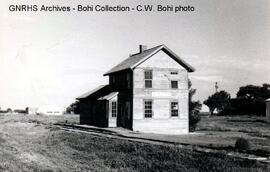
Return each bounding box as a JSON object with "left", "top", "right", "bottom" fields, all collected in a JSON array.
[{"left": 0, "top": 0, "right": 270, "bottom": 171}]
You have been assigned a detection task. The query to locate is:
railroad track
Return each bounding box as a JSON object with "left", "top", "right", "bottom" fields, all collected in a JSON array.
[{"left": 54, "top": 123, "right": 270, "bottom": 164}]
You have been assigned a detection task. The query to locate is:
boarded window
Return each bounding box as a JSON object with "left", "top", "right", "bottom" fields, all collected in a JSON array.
[
  {"left": 171, "top": 102, "right": 179, "bottom": 117},
  {"left": 144, "top": 100, "right": 153, "bottom": 118},
  {"left": 144, "top": 70, "right": 152, "bottom": 88},
  {"left": 111, "top": 101, "right": 117, "bottom": 117},
  {"left": 171, "top": 80, "right": 178, "bottom": 89}
]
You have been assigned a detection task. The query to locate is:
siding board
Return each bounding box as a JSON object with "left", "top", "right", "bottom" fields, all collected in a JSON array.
[{"left": 132, "top": 50, "right": 189, "bottom": 134}]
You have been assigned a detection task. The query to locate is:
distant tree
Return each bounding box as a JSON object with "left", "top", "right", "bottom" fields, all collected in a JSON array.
[
  {"left": 237, "top": 84, "right": 270, "bottom": 100},
  {"left": 7, "top": 108, "right": 12, "bottom": 113},
  {"left": 203, "top": 90, "right": 231, "bottom": 115},
  {"left": 232, "top": 84, "right": 270, "bottom": 116},
  {"left": 188, "top": 80, "right": 202, "bottom": 132},
  {"left": 66, "top": 100, "right": 80, "bottom": 114}
]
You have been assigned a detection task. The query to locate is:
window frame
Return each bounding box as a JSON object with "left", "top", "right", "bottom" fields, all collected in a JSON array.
[
  {"left": 170, "top": 101, "right": 179, "bottom": 117},
  {"left": 144, "top": 70, "right": 153, "bottom": 88},
  {"left": 171, "top": 80, "right": 178, "bottom": 89},
  {"left": 144, "top": 99, "right": 153, "bottom": 118},
  {"left": 111, "top": 101, "right": 117, "bottom": 118}
]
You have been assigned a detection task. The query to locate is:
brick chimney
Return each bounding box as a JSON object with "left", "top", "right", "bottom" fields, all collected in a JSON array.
[{"left": 139, "top": 45, "right": 147, "bottom": 53}]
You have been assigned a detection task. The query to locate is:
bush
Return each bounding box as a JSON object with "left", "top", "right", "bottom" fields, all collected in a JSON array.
[
  {"left": 188, "top": 80, "right": 202, "bottom": 132},
  {"left": 235, "top": 138, "right": 251, "bottom": 151},
  {"left": 189, "top": 109, "right": 201, "bottom": 132}
]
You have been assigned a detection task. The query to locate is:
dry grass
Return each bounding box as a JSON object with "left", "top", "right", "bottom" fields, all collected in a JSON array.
[
  {"left": 0, "top": 114, "right": 269, "bottom": 171},
  {"left": 194, "top": 116, "right": 270, "bottom": 152}
]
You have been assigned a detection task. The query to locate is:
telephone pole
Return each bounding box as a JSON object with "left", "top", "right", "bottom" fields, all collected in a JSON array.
[{"left": 215, "top": 82, "right": 219, "bottom": 93}]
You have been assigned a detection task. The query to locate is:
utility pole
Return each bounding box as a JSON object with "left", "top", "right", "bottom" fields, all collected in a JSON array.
[{"left": 215, "top": 82, "right": 219, "bottom": 93}]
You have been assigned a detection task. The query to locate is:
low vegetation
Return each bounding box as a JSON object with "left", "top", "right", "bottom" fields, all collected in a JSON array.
[
  {"left": 0, "top": 114, "right": 269, "bottom": 171},
  {"left": 235, "top": 138, "right": 252, "bottom": 152},
  {"left": 196, "top": 115, "right": 270, "bottom": 153},
  {"left": 189, "top": 80, "right": 202, "bottom": 132},
  {"left": 52, "top": 131, "right": 269, "bottom": 172}
]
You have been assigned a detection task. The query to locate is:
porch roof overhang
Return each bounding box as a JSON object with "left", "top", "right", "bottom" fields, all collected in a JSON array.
[{"left": 98, "top": 92, "right": 118, "bottom": 101}]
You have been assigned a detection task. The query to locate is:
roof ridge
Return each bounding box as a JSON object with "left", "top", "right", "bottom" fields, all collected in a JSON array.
[
  {"left": 104, "top": 44, "right": 194, "bottom": 75},
  {"left": 104, "top": 45, "right": 162, "bottom": 75},
  {"left": 128, "top": 44, "right": 163, "bottom": 57}
]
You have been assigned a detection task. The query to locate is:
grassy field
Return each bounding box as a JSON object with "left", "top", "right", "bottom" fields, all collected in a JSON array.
[
  {"left": 196, "top": 115, "right": 270, "bottom": 152},
  {"left": 103, "top": 115, "right": 270, "bottom": 158},
  {"left": 0, "top": 114, "right": 269, "bottom": 171}
]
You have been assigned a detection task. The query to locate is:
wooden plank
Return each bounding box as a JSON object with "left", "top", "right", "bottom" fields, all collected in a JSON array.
[{"left": 132, "top": 51, "right": 190, "bottom": 134}]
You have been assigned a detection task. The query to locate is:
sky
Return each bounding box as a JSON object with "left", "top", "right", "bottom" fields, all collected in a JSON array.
[{"left": 0, "top": 0, "right": 269, "bottom": 109}]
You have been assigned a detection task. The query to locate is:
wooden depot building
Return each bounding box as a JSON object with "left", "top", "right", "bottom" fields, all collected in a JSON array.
[{"left": 77, "top": 44, "right": 195, "bottom": 134}]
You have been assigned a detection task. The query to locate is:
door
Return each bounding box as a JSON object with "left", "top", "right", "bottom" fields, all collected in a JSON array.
[
  {"left": 125, "top": 101, "right": 132, "bottom": 129},
  {"left": 117, "top": 103, "right": 124, "bottom": 127},
  {"left": 117, "top": 101, "right": 132, "bottom": 129},
  {"left": 108, "top": 101, "right": 117, "bottom": 127}
]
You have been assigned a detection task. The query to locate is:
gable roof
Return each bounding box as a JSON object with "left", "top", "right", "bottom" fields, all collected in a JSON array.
[
  {"left": 104, "top": 44, "right": 195, "bottom": 76},
  {"left": 76, "top": 85, "right": 107, "bottom": 99}
]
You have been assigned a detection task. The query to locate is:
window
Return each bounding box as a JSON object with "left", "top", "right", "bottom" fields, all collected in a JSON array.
[
  {"left": 110, "top": 75, "right": 115, "bottom": 84},
  {"left": 144, "top": 70, "right": 152, "bottom": 88},
  {"left": 127, "top": 73, "right": 131, "bottom": 88},
  {"left": 170, "top": 71, "right": 178, "bottom": 75},
  {"left": 171, "top": 80, "right": 178, "bottom": 89},
  {"left": 171, "top": 102, "right": 179, "bottom": 117},
  {"left": 111, "top": 101, "right": 117, "bottom": 117},
  {"left": 144, "top": 100, "right": 153, "bottom": 118}
]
